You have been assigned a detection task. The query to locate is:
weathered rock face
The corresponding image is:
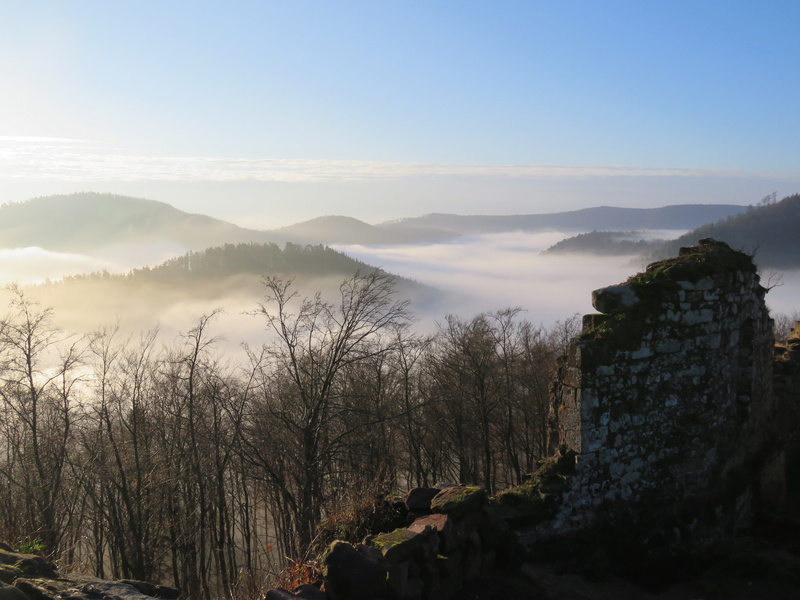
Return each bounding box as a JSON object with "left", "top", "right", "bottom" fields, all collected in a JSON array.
[
  {"left": 0, "top": 544, "right": 179, "bottom": 600},
  {"left": 269, "top": 485, "right": 520, "bottom": 600},
  {"left": 542, "top": 240, "right": 777, "bottom": 546}
]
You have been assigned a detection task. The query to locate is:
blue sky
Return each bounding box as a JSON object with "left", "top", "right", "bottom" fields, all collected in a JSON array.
[{"left": 2, "top": 1, "right": 800, "bottom": 226}]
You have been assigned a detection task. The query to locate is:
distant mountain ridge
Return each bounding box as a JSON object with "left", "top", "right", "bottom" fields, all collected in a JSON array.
[
  {"left": 269, "top": 204, "right": 749, "bottom": 245},
  {"left": 269, "top": 215, "right": 455, "bottom": 245},
  {"left": 1, "top": 193, "right": 749, "bottom": 252},
  {"left": 383, "top": 204, "right": 749, "bottom": 236}
]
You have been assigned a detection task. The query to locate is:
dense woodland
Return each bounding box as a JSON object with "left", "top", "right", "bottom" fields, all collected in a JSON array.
[
  {"left": 544, "top": 231, "right": 662, "bottom": 255},
  {"left": 60, "top": 243, "right": 384, "bottom": 284},
  {"left": 651, "top": 193, "right": 800, "bottom": 268},
  {"left": 0, "top": 271, "right": 579, "bottom": 599}
]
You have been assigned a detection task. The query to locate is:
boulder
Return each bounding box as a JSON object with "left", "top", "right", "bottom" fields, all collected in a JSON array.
[
  {"left": 592, "top": 284, "right": 641, "bottom": 314},
  {"left": 0, "top": 583, "right": 27, "bottom": 600},
  {"left": 0, "top": 549, "right": 57, "bottom": 580},
  {"left": 409, "top": 514, "right": 457, "bottom": 553},
  {"left": 371, "top": 529, "right": 426, "bottom": 564},
  {"left": 404, "top": 487, "right": 440, "bottom": 512},
  {"left": 14, "top": 576, "right": 158, "bottom": 600},
  {"left": 430, "top": 486, "right": 487, "bottom": 519},
  {"left": 323, "top": 541, "right": 387, "bottom": 600}
]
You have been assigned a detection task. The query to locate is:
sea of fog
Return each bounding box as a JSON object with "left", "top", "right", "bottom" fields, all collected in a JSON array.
[
  {"left": 333, "top": 230, "right": 800, "bottom": 328},
  {"left": 1, "top": 231, "right": 798, "bottom": 358}
]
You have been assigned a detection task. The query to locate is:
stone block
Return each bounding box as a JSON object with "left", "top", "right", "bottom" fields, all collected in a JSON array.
[
  {"left": 430, "top": 486, "right": 487, "bottom": 519},
  {"left": 462, "top": 532, "right": 483, "bottom": 582},
  {"left": 14, "top": 576, "right": 158, "bottom": 600},
  {"left": 0, "top": 584, "right": 27, "bottom": 600},
  {"left": 408, "top": 513, "right": 454, "bottom": 553},
  {"left": 403, "top": 487, "right": 440, "bottom": 512},
  {"left": 0, "top": 566, "right": 21, "bottom": 585},
  {"left": 592, "top": 284, "right": 640, "bottom": 313},
  {"left": 425, "top": 575, "right": 461, "bottom": 600},
  {"left": 372, "top": 529, "right": 426, "bottom": 564},
  {"left": 436, "top": 550, "right": 462, "bottom": 579},
  {"left": 386, "top": 562, "right": 409, "bottom": 598},
  {"left": 0, "top": 549, "right": 57, "bottom": 580},
  {"left": 323, "top": 540, "right": 388, "bottom": 599},
  {"left": 480, "top": 549, "right": 497, "bottom": 578}
]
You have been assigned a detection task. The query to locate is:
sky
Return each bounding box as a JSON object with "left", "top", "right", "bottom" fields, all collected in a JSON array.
[{"left": 2, "top": 1, "right": 800, "bottom": 227}]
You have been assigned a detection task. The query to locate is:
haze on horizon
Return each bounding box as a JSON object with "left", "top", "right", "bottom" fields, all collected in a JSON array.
[
  {"left": 2, "top": 2, "right": 800, "bottom": 229},
  {"left": 1, "top": 1, "right": 800, "bottom": 347}
]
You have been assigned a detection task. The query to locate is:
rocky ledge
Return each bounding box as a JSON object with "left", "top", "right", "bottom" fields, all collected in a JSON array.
[{"left": 0, "top": 544, "right": 178, "bottom": 600}]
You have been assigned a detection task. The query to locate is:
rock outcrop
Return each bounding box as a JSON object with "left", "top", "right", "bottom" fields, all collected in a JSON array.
[
  {"left": 268, "top": 485, "right": 519, "bottom": 600},
  {"left": 0, "top": 543, "right": 178, "bottom": 600}
]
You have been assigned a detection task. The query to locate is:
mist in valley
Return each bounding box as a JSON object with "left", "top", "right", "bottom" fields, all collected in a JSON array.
[
  {"left": 0, "top": 229, "right": 655, "bottom": 356},
  {"left": 3, "top": 226, "right": 799, "bottom": 367}
]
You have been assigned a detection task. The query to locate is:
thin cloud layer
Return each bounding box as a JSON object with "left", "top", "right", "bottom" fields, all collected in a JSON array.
[{"left": 0, "top": 136, "right": 781, "bottom": 183}]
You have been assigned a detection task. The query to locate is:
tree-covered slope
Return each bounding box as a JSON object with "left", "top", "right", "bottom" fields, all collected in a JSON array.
[
  {"left": 544, "top": 231, "right": 664, "bottom": 255},
  {"left": 62, "top": 242, "right": 397, "bottom": 284},
  {"left": 30, "top": 242, "right": 436, "bottom": 338},
  {"left": 649, "top": 194, "right": 800, "bottom": 269}
]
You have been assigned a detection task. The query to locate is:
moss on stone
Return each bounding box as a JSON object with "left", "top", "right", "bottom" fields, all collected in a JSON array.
[
  {"left": 310, "top": 493, "right": 405, "bottom": 556},
  {"left": 489, "top": 447, "right": 577, "bottom": 526},
  {"left": 371, "top": 528, "right": 424, "bottom": 563},
  {"left": 580, "top": 312, "right": 646, "bottom": 351},
  {"left": 581, "top": 240, "right": 756, "bottom": 349},
  {"left": 430, "top": 486, "right": 487, "bottom": 519},
  {"left": 489, "top": 485, "right": 559, "bottom": 528},
  {"left": 628, "top": 239, "right": 755, "bottom": 289}
]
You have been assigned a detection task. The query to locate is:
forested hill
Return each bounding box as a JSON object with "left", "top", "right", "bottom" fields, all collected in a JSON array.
[
  {"left": 544, "top": 231, "right": 663, "bottom": 255},
  {"left": 648, "top": 193, "right": 800, "bottom": 269},
  {"left": 0, "top": 192, "right": 273, "bottom": 252},
  {"left": 60, "top": 242, "right": 407, "bottom": 286}
]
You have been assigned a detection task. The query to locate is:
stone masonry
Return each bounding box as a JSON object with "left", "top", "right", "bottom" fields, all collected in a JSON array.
[{"left": 541, "top": 239, "right": 777, "bottom": 545}]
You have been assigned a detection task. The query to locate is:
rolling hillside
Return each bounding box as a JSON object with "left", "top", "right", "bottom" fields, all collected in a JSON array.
[
  {"left": 0, "top": 192, "right": 274, "bottom": 252},
  {"left": 649, "top": 194, "right": 800, "bottom": 269},
  {"left": 28, "top": 241, "right": 438, "bottom": 342},
  {"left": 267, "top": 215, "right": 455, "bottom": 245},
  {"left": 1, "top": 193, "right": 751, "bottom": 252}
]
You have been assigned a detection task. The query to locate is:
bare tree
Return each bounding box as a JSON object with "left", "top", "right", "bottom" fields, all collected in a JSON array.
[
  {"left": 243, "top": 271, "right": 411, "bottom": 552},
  {"left": 0, "top": 286, "right": 84, "bottom": 555}
]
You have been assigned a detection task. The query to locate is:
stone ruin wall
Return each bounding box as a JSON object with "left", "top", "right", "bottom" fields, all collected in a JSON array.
[{"left": 541, "top": 239, "right": 778, "bottom": 541}]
